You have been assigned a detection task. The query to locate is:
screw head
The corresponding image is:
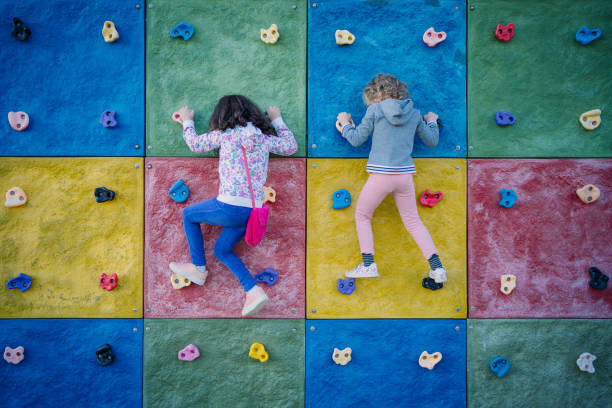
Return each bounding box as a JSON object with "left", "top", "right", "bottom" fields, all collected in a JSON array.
[
  {"left": 147, "top": 145, "right": 152, "bottom": 150},
  {"left": 469, "top": 5, "right": 475, "bottom": 11},
  {"left": 291, "top": 307, "right": 296, "bottom": 312},
  {"left": 468, "top": 164, "right": 473, "bottom": 169},
  {"left": 136, "top": 4, "right": 141, "bottom": 8},
  {"left": 146, "top": 327, "right": 150, "bottom": 331},
  {"left": 312, "top": 3, "right": 317, "bottom": 7},
  {"left": 134, "top": 164, "right": 139, "bottom": 168},
  {"left": 312, "top": 144, "right": 317, "bottom": 149},
  {"left": 291, "top": 165, "right": 296, "bottom": 169},
  {"left": 146, "top": 308, "right": 151, "bottom": 313},
  {"left": 311, "top": 308, "right": 317, "bottom": 313},
  {"left": 455, "top": 5, "right": 459, "bottom": 10},
  {"left": 312, "top": 164, "right": 317, "bottom": 168},
  {"left": 132, "top": 308, "right": 137, "bottom": 312},
  {"left": 456, "top": 307, "right": 461, "bottom": 312},
  {"left": 455, "top": 326, "right": 460, "bottom": 331},
  {"left": 147, "top": 164, "right": 152, "bottom": 169},
  {"left": 133, "top": 327, "right": 138, "bottom": 332},
  {"left": 455, "top": 145, "right": 461, "bottom": 150},
  {"left": 468, "top": 145, "right": 473, "bottom": 150},
  {"left": 310, "top": 326, "right": 315, "bottom": 331},
  {"left": 455, "top": 165, "right": 460, "bottom": 170},
  {"left": 148, "top": 3, "right": 153, "bottom": 8},
  {"left": 134, "top": 144, "right": 140, "bottom": 149},
  {"left": 292, "top": 4, "right": 297, "bottom": 9},
  {"left": 470, "top": 306, "right": 475, "bottom": 310},
  {"left": 292, "top": 328, "right": 297, "bottom": 332}
]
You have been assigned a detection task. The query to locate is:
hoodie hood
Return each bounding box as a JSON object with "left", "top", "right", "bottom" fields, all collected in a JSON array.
[
  {"left": 379, "top": 99, "right": 414, "bottom": 126},
  {"left": 239, "top": 122, "right": 264, "bottom": 151}
]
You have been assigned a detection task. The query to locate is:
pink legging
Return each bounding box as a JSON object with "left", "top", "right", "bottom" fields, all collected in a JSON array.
[{"left": 355, "top": 173, "right": 437, "bottom": 259}]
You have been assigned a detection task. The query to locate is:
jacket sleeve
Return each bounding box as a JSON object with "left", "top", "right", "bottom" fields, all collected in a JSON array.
[
  {"left": 265, "top": 117, "right": 298, "bottom": 156},
  {"left": 415, "top": 117, "right": 439, "bottom": 147},
  {"left": 182, "top": 120, "right": 223, "bottom": 153},
  {"left": 341, "top": 105, "right": 375, "bottom": 147}
]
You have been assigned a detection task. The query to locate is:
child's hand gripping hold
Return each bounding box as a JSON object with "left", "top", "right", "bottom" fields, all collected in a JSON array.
[
  {"left": 172, "top": 106, "right": 195, "bottom": 124},
  {"left": 336, "top": 112, "right": 355, "bottom": 133}
]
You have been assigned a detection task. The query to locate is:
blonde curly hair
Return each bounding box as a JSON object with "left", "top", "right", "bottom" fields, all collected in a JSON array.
[{"left": 362, "top": 73, "right": 409, "bottom": 106}]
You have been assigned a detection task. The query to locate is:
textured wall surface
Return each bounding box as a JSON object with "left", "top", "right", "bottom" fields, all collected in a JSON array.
[
  {"left": 306, "top": 319, "right": 466, "bottom": 408},
  {"left": 308, "top": 0, "right": 466, "bottom": 158},
  {"left": 0, "top": 319, "right": 143, "bottom": 408},
  {"left": 467, "top": 159, "right": 612, "bottom": 318},
  {"left": 307, "top": 159, "right": 467, "bottom": 318},
  {"left": 144, "top": 158, "right": 305, "bottom": 318},
  {"left": 0, "top": 0, "right": 145, "bottom": 156},
  {"left": 467, "top": 319, "right": 612, "bottom": 408},
  {"left": 467, "top": 0, "right": 611, "bottom": 157},
  {"left": 0, "top": 158, "right": 144, "bottom": 318},
  {"left": 143, "top": 318, "right": 305, "bottom": 408},
  {"left": 146, "top": 0, "right": 307, "bottom": 157}
]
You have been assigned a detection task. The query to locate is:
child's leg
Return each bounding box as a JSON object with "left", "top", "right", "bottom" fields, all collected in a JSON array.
[
  {"left": 355, "top": 173, "right": 393, "bottom": 255},
  {"left": 214, "top": 226, "right": 257, "bottom": 292},
  {"left": 391, "top": 174, "right": 438, "bottom": 260}
]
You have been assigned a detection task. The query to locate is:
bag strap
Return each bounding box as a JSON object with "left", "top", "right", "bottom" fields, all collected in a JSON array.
[{"left": 241, "top": 145, "right": 257, "bottom": 208}]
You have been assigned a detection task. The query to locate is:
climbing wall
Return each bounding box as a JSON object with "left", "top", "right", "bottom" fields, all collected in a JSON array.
[{"left": 1, "top": 0, "right": 611, "bottom": 407}]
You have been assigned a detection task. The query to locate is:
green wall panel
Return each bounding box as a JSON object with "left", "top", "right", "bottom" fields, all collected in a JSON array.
[
  {"left": 467, "top": 319, "right": 612, "bottom": 408},
  {"left": 467, "top": 0, "right": 612, "bottom": 157},
  {"left": 143, "top": 319, "right": 305, "bottom": 407},
  {"left": 146, "top": 0, "right": 307, "bottom": 157}
]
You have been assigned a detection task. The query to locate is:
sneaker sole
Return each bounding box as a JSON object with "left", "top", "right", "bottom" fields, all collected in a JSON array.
[
  {"left": 345, "top": 272, "right": 379, "bottom": 278},
  {"left": 242, "top": 295, "right": 269, "bottom": 317},
  {"left": 169, "top": 263, "right": 206, "bottom": 285}
]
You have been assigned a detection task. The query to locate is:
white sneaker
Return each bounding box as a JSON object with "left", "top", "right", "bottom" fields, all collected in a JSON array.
[
  {"left": 242, "top": 286, "right": 269, "bottom": 317},
  {"left": 169, "top": 262, "right": 207, "bottom": 285},
  {"left": 345, "top": 263, "right": 379, "bottom": 278},
  {"left": 429, "top": 267, "right": 447, "bottom": 283}
]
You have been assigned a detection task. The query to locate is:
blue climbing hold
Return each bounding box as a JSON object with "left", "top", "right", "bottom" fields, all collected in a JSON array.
[
  {"left": 7, "top": 273, "right": 32, "bottom": 292},
  {"left": 337, "top": 278, "right": 356, "bottom": 295},
  {"left": 575, "top": 26, "right": 601, "bottom": 45},
  {"left": 498, "top": 189, "right": 517, "bottom": 208},
  {"left": 332, "top": 189, "right": 351, "bottom": 209},
  {"left": 169, "top": 179, "right": 189, "bottom": 203},
  {"left": 170, "top": 22, "right": 194, "bottom": 40},
  {"left": 255, "top": 268, "right": 278, "bottom": 286},
  {"left": 489, "top": 356, "right": 510, "bottom": 378},
  {"left": 495, "top": 111, "right": 515, "bottom": 126}
]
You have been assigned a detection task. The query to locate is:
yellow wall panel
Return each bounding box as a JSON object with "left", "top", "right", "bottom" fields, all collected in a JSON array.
[
  {"left": 307, "top": 159, "right": 466, "bottom": 318},
  {"left": 0, "top": 158, "right": 143, "bottom": 317}
]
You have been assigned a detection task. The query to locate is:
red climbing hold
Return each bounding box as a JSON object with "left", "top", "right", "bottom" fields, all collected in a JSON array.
[
  {"left": 420, "top": 189, "right": 443, "bottom": 208},
  {"left": 99, "top": 273, "right": 118, "bottom": 291},
  {"left": 495, "top": 23, "right": 515, "bottom": 42}
]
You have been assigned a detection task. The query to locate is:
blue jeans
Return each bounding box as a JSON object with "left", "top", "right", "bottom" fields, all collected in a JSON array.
[{"left": 182, "top": 197, "right": 256, "bottom": 291}]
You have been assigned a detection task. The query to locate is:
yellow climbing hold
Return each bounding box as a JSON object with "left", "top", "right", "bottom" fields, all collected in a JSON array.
[
  {"left": 260, "top": 24, "right": 279, "bottom": 44},
  {"left": 335, "top": 30, "right": 355, "bottom": 45},
  {"left": 249, "top": 342, "right": 269, "bottom": 362},
  {"left": 102, "top": 21, "right": 119, "bottom": 43},
  {"left": 170, "top": 273, "right": 191, "bottom": 290},
  {"left": 5, "top": 186, "right": 27, "bottom": 207},
  {"left": 579, "top": 109, "right": 601, "bottom": 130}
]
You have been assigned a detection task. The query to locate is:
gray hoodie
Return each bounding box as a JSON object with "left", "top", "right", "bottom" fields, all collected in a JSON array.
[{"left": 342, "top": 99, "right": 439, "bottom": 173}]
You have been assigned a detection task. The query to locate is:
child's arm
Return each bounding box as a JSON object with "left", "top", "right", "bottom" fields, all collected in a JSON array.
[
  {"left": 177, "top": 106, "right": 223, "bottom": 153},
  {"left": 338, "top": 106, "right": 375, "bottom": 147},
  {"left": 415, "top": 111, "right": 440, "bottom": 147},
  {"left": 264, "top": 106, "right": 298, "bottom": 156}
]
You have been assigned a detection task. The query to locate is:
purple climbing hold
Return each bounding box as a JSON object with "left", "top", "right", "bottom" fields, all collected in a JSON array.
[
  {"left": 495, "top": 111, "right": 515, "bottom": 126},
  {"left": 337, "top": 278, "right": 356, "bottom": 295},
  {"left": 100, "top": 110, "right": 117, "bottom": 128},
  {"left": 255, "top": 268, "right": 278, "bottom": 286}
]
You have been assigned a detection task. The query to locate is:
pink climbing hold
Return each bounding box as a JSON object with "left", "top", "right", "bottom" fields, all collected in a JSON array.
[
  {"left": 178, "top": 344, "right": 200, "bottom": 361},
  {"left": 422, "top": 27, "right": 446, "bottom": 47},
  {"left": 4, "top": 346, "right": 25, "bottom": 365},
  {"left": 8, "top": 111, "right": 29, "bottom": 131}
]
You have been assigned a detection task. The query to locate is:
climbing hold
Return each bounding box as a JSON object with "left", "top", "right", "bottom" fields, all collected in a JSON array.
[
  {"left": 576, "top": 184, "right": 600, "bottom": 204},
  {"left": 8, "top": 111, "right": 30, "bottom": 131},
  {"left": 579, "top": 109, "right": 601, "bottom": 130},
  {"left": 94, "top": 187, "right": 115, "bottom": 203},
  {"left": 99, "top": 273, "right": 118, "bottom": 291},
  {"left": 169, "top": 179, "right": 189, "bottom": 203},
  {"left": 260, "top": 24, "right": 279, "bottom": 44},
  {"left": 249, "top": 343, "right": 269, "bottom": 362},
  {"left": 422, "top": 277, "right": 443, "bottom": 291},
  {"left": 171, "top": 111, "right": 183, "bottom": 124},
  {"left": 495, "top": 23, "right": 514, "bottom": 42},
  {"left": 489, "top": 356, "right": 510, "bottom": 378},
  {"left": 420, "top": 189, "right": 443, "bottom": 208},
  {"left": 500, "top": 274, "right": 516, "bottom": 295},
  {"left": 170, "top": 21, "right": 194, "bottom": 41},
  {"left": 335, "top": 30, "right": 355, "bottom": 45},
  {"left": 96, "top": 344, "right": 114, "bottom": 366},
  {"left": 101, "top": 21, "right": 119, "bottom": 42},
  {"left": 332, "top": 189, "right": 351, "bottom": 209},
  {"left": 498, "top": 189, "right": 517, "bottom": 208},
  {"left": 588, "top": 267, "right": 608, "bottom": 290},
  {"left": 100, "top": 110, "right": 117, "bottom": 128},
  {"left": 263, "top": 186, "right": 276, "bottom": 204},
  {"left": 332, "top": 347, "right": 352, "bottom": 365},
  {"left": 419, "top": 351, "right": 442, "bottom": 370},
  {"left": 11, "top": 18, "right": 31, "bottom": 41},
  {"left": 576, "top": 352, "right": 596, "bottom": 373},
  {"left": 6, "top": 273, "right": 32, "bottom": 292},
  {"left": 422, "top": 27, "right": 446, "bottom": 47},
  {"left": 336, "top": 116, "right": 355, "bottom": 133},
  {"left": 255, "top": 268, "right": 278, "bottom": 286},
  {"left": 575, "top": 26, "right": 601, "bottom": 45},
  {"left": 171, "top": 273, "right": 192, "bottom": 290},
  {"left": 5, "top": 187, "right": 27, "bottom": 207},
  {"left": 495, "top": 111, "right": 516, "bottom": 126},
  {"left": 337, "top": 278, "right": 356, "bottom": 295},
  {"left": 3, "top": 346, "right": 25, "bottom": 365},
  {"left": 178, "top": 344, "right": 200, "bottom": 361}
]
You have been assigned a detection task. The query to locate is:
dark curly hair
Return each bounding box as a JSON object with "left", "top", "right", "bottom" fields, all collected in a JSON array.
[{"left": 208, "top": 95, "right": 275, "bottom": 135}]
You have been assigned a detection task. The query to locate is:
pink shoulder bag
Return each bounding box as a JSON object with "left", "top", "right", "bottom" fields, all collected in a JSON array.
[{"left": 241, "top": 145, "right": 269, "bottom": 246}]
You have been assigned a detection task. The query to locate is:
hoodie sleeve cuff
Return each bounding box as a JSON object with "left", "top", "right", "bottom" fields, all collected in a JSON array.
[
  {"left": 182, "top": 120, "right": 195, "bottom": 129},
  {"left": 271, "top": 117, "right": 286, "bottom": 129},
  {"left": 341, "top": 123, "right": 354, "bottom": 135}
]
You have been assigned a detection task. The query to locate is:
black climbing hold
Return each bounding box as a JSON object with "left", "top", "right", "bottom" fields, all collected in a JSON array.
[
  {"left": 422, "top": 277, "right": 443, "bottom": 291},
  {"left": 94, "top": 187, "right": 115, "bottom": 203},
  {"left": 96, "top": 344, "right": 114, "bottom": 366},
  {"left": 12, "top": 18, "right": 31, "bottom": 41},
  {"left": 588, "top": 267, "right": 608, "bottom": 290}
]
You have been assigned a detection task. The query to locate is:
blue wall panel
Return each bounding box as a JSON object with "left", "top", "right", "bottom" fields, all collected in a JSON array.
[
  {"left": 306, "top": 319, "right": 466, "bottom": 408},
  {"left": 308, "top": 0, "right": 466, "bottom": 158},
  {"left": 0, "top": 319, "right": 143, "bottom": 408},
  {"left": 0, "top": 0, "right": 144, "bottom": 156}
]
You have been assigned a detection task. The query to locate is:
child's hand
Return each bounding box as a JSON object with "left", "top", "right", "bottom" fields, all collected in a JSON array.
[
  {"left": 267, "top": 106, "right": 281, "bottom": 121},
  {"left": 424, "top": 112, "right": 438, "bottom": 123},
  {"left": 337, "top": 112, "right": 352, "bottom": 126},
  {"left": 177, "top": 106, "right": 194, "bottom": 121}
]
